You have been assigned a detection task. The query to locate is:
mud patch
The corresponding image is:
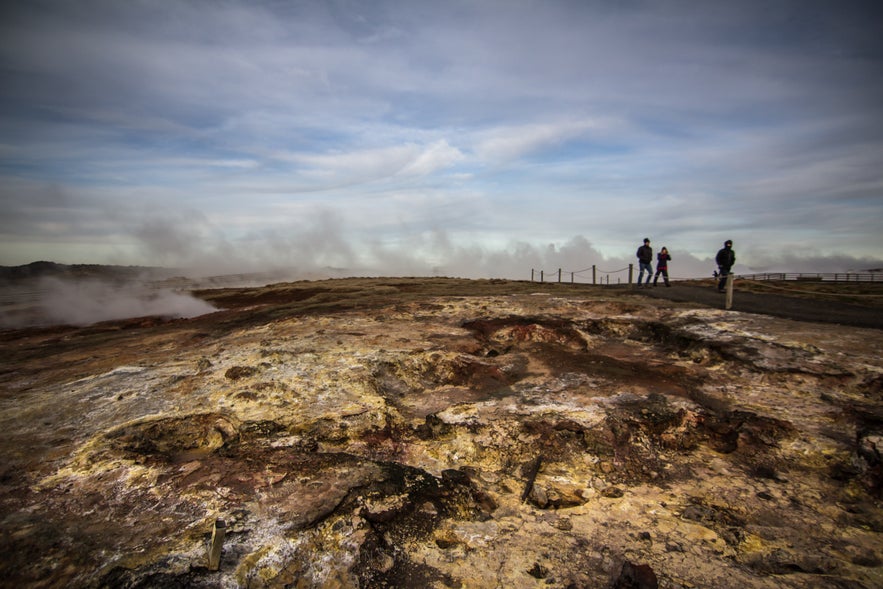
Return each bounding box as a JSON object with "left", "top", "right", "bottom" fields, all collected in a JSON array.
[{"left": 463, "top": 315, "right": 588, "bottom": 352}]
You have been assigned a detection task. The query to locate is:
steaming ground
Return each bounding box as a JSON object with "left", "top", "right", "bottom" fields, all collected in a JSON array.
[
  {"left": 0, "top": 260, "right": 401, "bottom": 328},
  {"left": 40, "top": 278, "right": 218, "bottom": 326},
  {"left": 0, "top": 278, "right": 217, "bottom": 328}
]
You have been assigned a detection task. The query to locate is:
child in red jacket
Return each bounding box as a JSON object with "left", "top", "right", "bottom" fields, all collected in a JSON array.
[{"left": 653, "top": 247, "right": 671, "bottom": 287}]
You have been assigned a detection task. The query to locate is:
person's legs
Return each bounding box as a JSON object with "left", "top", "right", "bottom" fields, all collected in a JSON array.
[
  {"left": 718, "top": 270, "right": 728, "bottom": 291},
  {"left": 639, "top": 262, "right": 652, "bottom": 286},
  {"left": 662, "top": 269, "right": 670, "bottom": 286}
]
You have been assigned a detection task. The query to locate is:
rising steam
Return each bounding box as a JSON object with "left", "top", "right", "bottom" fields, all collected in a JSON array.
[{"left": 31, "top": 278, "right": 217, "bottom": 327}]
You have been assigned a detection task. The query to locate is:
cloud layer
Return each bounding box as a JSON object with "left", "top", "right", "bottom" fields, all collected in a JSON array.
[{"left": 1, "top": 0, "right": 882, "bottom": 278}]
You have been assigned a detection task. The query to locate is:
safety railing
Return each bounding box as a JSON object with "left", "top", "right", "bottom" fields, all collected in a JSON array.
[
  {"left": 530, "top": 265, "right": 634, "bottom": 285},
  {"left": 738, "top": 273, "right": 882, "bottom": 282},
  {"left": 531, "top": 268, "right": 882, "bottom": 285}
]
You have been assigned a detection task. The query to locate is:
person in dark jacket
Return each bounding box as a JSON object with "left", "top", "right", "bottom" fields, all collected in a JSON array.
[
  {"left": 715, "top": 240, "right": 735, "bottom": 292},
  {"left": 636, "top": 238, "right": 653, "bottom": 287},
  {"left": 653, "top": 247, "right": 671, "bottom": 287}
]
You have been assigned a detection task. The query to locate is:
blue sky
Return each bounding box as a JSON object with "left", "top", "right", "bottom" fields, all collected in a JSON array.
[{"left": 1, "top": 0, "right": 882, "bottom": 280}]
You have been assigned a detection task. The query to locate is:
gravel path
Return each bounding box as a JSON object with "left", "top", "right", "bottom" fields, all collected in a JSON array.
[{"left": 631, "top": 283, "right": 883, "bottom": 330}]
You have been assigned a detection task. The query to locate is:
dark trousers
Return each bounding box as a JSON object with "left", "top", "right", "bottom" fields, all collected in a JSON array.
[{"left": 653, "top": 268, "right": 669, "bottom": 286}]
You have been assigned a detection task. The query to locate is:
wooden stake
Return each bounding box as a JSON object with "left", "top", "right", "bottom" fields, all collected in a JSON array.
[
  {"left": 725, "top": 274, "right": 734, "bottom": 310},
  {"left": 521, "top": 454, "right": 544, "bottom": 502},
  {"left": 208, "top": 519, "right": 226, "bottom": 571}
]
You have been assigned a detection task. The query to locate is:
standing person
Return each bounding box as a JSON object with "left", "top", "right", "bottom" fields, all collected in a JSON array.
[
  {"left": 653, "top": 247, "right": 671, "bottom": 287},
  {"left": 636, "top": 238, "right": 653, "bottom": 288},
  {"left": 715, "top": 240, "right": 735, "bottom": 292}
]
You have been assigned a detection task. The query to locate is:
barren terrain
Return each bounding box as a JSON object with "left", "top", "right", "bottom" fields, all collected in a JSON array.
[{"left": 1, "top": 277, "right": 882, "bottom": 588}]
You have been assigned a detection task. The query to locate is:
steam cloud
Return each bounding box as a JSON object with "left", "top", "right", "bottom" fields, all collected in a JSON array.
[
  {"left": 125, "top": 210, "right": 883, "bottom": 283},
  {"left": 26, "top": 278, "right": 217, "bottom": 327}
]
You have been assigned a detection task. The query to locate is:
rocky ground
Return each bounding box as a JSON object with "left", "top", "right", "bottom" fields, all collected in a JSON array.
[{"left": 1, "top": 277, "right": 882, "bottom": 588}]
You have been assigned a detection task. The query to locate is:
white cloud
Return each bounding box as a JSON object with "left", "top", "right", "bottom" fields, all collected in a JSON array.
[
  {"left": 398, "top": 140, "right": 464, "bottom": 176},
  {"left": 472, "top": 119, "right": 600, "bottom": 163},
  {"left": 281, "top": 145, "right": 418, "bottom": 182}
]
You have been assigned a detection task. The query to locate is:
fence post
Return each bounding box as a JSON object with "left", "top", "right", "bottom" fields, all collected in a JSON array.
[
  {"left": 628, "top": 264, "right": 634, "bottom": 287},
  {"left": 531, "top": 269, "right": 534, "bottom": 282},
  {"left": 592, "top": 265, "right": 596, "bottom": 285},
  {"left": 725, "top": 274, "right": 734, "bottom": 310},
  {"left": 208, "top": 519, "right": 226, "bottom": 571},
  {"left": 571, "top": 272, "right": 574, "bottom": 283},
  {"left": 540, "top": 270, "right": 544, "bottom": 283},
  {"left": 558, "top": 268, "right": 562, "bottom": 283}
]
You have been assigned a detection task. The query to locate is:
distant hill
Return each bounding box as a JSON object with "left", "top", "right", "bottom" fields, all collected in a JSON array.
[{"left": 0, "top": 261, "right": 174, "bottom": 282}]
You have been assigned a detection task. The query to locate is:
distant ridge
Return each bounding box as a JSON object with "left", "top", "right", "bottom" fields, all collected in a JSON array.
[{"left": 0, "top": 261, "right": 174, "bottom": 282}]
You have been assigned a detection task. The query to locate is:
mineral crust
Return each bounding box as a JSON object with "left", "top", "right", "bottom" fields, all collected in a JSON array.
[{"left": 1, "top": 278, "right": 881, "bottom": 588}]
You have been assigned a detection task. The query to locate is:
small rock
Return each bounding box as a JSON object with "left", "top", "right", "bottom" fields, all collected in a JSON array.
[
  {"left": 529, "top": 485, "right": 549, "bottom": 508},
  {"left": 527, "top": 563, "right": 549, "bottom": 579},
  {"left": 178, "top": 460, "right": 202, "bottom": 477},
  {"left": 224, "top": 366, "right": 257, "bottom": 380},
  {"left": 441, "top": 468, "right": 471, "bottom": 486},
  {"left": 375, "top": 553, "right": 395, "bottom": 573},
  {"left": 601, "top": 486, "right": 624, "bottom": 498},
  {"left": 418, "top": 501, "right": 438, "bottom": 517},
  {"left": 553, "top": 517, "right": 573, "bottom": 531},
  {"left": 434, "top": 530, "right": 460, "bottom": 549},
  {"left": 681, "top": 504, "right": 710, "bottom": 522}
]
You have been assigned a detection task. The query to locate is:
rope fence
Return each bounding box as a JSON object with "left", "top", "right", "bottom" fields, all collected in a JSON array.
[
  {"left": 530, "top": 265, "right": 633, "bottom": 285},
  {"left": 739, "top": 272, "right": 883, "bottom": 283},
  {"left": 530, "top": 267, "right": 882, "bottom": 286},
  {"left": 738, "top": 277, "right": 883, "bottom": 298},
  {"left": 529, "top": 266, "right": 883, "bottom": 313}
]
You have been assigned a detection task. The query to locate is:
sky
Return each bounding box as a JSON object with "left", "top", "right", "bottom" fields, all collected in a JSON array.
[{"left": 1, "top": 0, "right": 882, "bottom": 281}]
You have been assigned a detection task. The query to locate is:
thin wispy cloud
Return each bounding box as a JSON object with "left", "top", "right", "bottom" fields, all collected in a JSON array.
[{"left": 1, "top": 0, "right": 881, "bottom": 278}]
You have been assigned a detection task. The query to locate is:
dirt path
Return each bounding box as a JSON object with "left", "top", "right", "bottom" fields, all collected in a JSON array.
[{"left": 631, "top": 283, "right": 883, "bottom": 330}]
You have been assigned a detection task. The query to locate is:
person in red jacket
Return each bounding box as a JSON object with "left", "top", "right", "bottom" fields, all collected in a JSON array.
[{"left": 653, "top": 247, "right": 671, "bottom": 287}]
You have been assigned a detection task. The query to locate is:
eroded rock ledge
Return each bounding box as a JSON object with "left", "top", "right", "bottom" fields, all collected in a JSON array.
[{"left": 1, "top": 278, "right": 881, "bottom": 588}]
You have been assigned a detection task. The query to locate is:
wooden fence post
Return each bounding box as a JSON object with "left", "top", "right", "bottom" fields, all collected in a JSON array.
[
  {"left": 725, "top": 274, "right": 734, "bottom": 310},
  {"left": 208, "top": 519, "right": 226, "bottom": 571},
  {"left": 558, "top": 268, "right": 562, "bottom": 283},
  {"left": 628, "top": 264, "right": 634, "bottom": 287},
  {"left": 540, "top": 270, "right": 544, "bottom": 283},
  {"left": 592, "top": 265, "right": 596, "bottom": 285}
]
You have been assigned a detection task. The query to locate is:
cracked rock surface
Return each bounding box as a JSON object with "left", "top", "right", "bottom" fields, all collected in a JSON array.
[{"left": 1, "top": 277, "right": 882, "bottom": 588}]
